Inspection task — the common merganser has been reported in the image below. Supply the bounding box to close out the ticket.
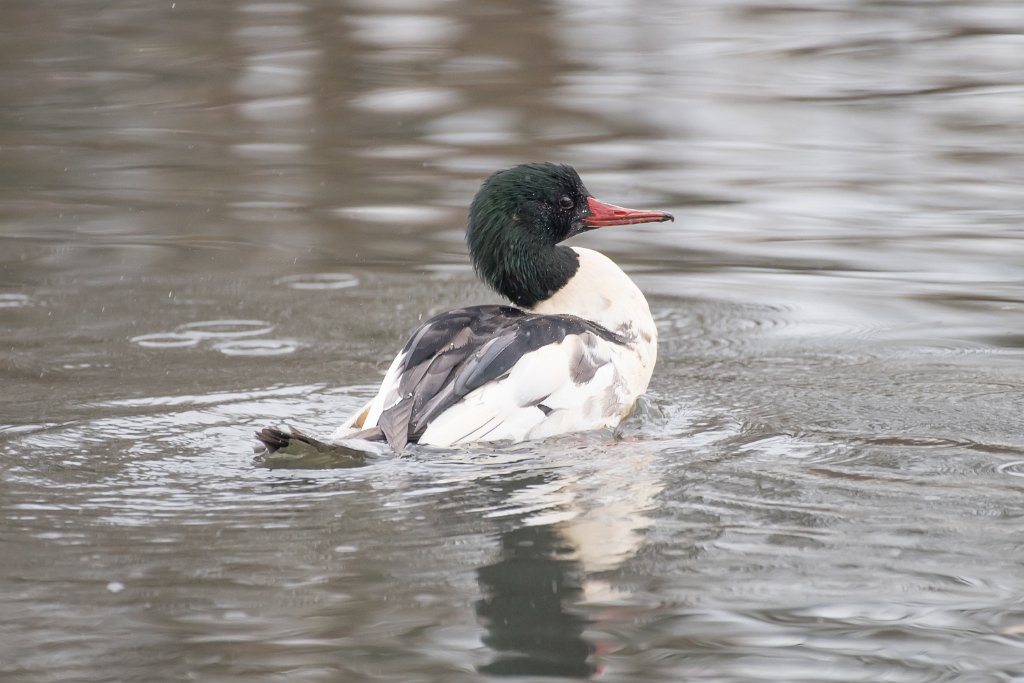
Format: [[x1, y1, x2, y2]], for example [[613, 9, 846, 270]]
[[258, 163, 673, 453]]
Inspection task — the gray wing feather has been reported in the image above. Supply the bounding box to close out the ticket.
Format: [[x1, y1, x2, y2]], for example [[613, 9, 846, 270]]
[[375, 305, 624, 451]]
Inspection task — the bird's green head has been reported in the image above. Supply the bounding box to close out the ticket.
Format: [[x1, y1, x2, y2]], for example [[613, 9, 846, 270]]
[[465, 162, 673, 307]]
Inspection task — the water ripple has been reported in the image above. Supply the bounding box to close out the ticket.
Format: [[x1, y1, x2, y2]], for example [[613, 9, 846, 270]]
[[274, 272, 359, 290], [0, 293, 30, 308], [214, 339, 300, 356], [131, 319, 293, 354], [995, 461, 1024, 478], [177, 320, 274, 339]]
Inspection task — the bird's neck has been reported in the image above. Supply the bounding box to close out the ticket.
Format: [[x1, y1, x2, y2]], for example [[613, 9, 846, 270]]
[[529, 247, 656, 345], [477, 241, 579, 309]]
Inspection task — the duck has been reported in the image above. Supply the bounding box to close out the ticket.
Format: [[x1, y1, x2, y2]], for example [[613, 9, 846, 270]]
[[257, 163, 673, 454]]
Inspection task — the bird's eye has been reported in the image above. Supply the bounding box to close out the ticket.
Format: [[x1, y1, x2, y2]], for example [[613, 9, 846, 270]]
[[558, 196, 574, 209]]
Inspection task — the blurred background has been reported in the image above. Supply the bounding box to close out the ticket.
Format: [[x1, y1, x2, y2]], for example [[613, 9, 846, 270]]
[[2, 1, 1024, 681]]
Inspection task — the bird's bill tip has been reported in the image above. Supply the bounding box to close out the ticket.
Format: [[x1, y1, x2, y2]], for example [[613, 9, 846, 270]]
[[583, 196, 674, 228]]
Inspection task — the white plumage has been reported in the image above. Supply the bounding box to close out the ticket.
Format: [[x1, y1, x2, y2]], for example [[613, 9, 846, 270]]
[[333, 247, 657, 447]]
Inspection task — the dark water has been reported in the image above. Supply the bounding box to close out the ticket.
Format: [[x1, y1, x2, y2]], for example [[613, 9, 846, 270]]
[[3, 1, 1024, 681]]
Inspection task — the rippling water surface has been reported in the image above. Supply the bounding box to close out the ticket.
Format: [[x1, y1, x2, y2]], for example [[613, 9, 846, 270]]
[[2, 1, 1024, 681]]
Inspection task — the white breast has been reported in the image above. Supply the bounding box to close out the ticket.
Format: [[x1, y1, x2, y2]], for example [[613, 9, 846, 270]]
[[530, 247, 658, 394]]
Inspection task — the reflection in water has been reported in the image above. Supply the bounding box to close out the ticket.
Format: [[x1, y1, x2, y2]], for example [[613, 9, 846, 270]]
[[472, 444, 663, 677], [476, 524, 594, 677]]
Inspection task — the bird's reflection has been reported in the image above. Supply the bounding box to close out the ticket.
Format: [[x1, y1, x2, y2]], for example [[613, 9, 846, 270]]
[[476, 523, 595, 677], [473, 444, 662, 677]]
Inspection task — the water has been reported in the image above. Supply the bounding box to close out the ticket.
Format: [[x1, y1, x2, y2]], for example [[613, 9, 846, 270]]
[[2, 0, 1024, 681]]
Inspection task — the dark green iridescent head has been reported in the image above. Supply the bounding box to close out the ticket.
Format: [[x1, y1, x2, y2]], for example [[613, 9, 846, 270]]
[[465, 162, 674, 308], [466, 163, 594, 308]]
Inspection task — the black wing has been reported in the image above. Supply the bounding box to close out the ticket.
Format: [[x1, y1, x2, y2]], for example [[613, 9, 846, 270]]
[[377, 305, 624, 451]]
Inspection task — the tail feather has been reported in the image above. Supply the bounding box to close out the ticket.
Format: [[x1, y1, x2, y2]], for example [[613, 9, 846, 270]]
[[255, 426, 301, 452], [253, 424, 384, 468]]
